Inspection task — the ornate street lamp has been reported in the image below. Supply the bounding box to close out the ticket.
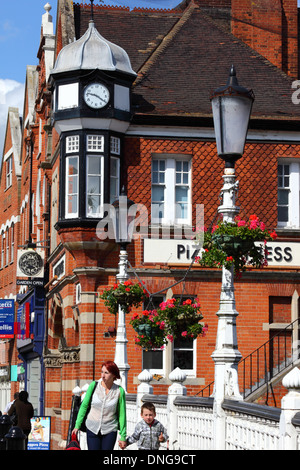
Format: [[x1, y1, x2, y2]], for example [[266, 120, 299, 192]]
[[112, 188, 137, 391], [210, 67, 254, 448], [211, 65, 254, 169]]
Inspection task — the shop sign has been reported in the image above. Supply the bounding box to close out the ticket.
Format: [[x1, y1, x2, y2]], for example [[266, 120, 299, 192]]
[[0, 299, 14, 338], [16, 249, 44, 283], [28, 417, 51, 450], [17, 304, 30, 340], [143, 239, 300, 267]]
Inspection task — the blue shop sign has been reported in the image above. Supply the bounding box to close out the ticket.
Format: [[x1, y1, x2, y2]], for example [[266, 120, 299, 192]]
[[0, 299, 14, 338]]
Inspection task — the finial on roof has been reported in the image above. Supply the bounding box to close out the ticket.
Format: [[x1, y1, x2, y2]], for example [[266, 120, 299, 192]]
[[44, 2, 52, 14], [90, 0, 94, 21]]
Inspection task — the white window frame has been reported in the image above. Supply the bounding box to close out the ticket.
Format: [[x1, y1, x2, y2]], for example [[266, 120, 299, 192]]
[[110, 157, 120, 203], [110, 136, 121, 155], [1, 232, 4, 269], [53, 254, 66, 283], [142, 347, 166, 376], [172, 336, 197, 377], [11, 224, 14, 263], [6, 156, 12, 189], [86, 155, 104, 218], [75, 283, 81, 304], [65, 156, 79, 218], [5, 228, 9, 266], [66, 135, 80, 153], [151, 155, 191, 226], [278, 160, 300, 228]]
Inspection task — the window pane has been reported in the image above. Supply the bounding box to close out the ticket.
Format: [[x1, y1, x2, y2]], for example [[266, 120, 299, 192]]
[[175, 187, 188, 218], [278, 189, 289, 205], [87, 156, 102, 217], [87, 135, 104, 152], [87, 195, 101, 214], [152, 186, 164, 219], [278, 206, 289, 222], [88, 176, 101, 193], [174, 350, 193, 370], [88, 156, 101, 174], [67, 195, 78, 214], [68, 157, 78, 175], [66, 135, 79, 153], [152, 186, 164, 202], [66, 157, 78, 217], [143, 350, 163, 369]]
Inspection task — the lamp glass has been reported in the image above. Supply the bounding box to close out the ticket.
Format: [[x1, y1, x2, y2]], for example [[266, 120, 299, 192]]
[[212, 94, 253, 158]]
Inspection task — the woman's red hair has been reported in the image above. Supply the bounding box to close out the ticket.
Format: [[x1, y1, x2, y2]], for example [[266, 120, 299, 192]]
[[102, 360, 120, 380]]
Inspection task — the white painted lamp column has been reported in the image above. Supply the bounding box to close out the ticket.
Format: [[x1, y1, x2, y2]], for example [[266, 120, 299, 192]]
[[210, 67, 254, 449]]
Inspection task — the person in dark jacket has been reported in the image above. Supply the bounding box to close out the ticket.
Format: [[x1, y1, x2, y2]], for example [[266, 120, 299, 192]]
[[8, 391, 34, 446]]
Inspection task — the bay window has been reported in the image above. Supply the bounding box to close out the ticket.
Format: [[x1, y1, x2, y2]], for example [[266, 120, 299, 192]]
[[59, 131, 121, 225]]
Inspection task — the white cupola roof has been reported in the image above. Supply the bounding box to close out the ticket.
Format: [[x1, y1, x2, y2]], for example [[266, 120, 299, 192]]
[[51, 20, 136, 77]]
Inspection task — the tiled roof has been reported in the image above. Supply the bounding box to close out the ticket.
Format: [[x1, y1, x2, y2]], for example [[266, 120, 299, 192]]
[[75, 2, 300, 123]]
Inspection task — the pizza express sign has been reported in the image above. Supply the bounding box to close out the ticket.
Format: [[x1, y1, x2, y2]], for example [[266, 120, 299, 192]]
[[16, 249, 44, 286], [143, 240, 300, 267]]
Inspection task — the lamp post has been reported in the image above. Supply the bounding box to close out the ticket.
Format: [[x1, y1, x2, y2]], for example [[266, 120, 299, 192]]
[[210, 66, 254, 448], [112, 188, 136, 392]]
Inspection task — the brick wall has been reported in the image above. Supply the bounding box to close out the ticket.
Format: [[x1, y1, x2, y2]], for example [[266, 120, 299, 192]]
[[232, 0, 298, 78]]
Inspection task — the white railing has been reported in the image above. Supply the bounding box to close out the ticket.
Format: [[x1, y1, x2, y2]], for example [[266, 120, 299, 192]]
[[72, 366, 300, 451]]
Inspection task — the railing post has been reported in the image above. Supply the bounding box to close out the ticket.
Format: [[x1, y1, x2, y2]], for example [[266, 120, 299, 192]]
[[136, 370, 153, 419], [167, 367, 187, 450], [279, 367, 300, 450], [5, 426, 26, 450], [0, 415, 12, 450]]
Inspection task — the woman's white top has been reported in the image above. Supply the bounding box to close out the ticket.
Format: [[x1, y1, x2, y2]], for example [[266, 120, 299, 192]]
[[86, 381, 120, 435]]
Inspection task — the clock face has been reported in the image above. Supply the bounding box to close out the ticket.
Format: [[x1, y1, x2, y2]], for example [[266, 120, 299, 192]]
[[83, 83, 110, 109], [18, 251, 44, 277]]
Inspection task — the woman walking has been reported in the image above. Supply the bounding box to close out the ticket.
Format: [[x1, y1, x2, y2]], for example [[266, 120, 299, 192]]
[[8, 390, 34, 447], [73, 361, 126, 450]]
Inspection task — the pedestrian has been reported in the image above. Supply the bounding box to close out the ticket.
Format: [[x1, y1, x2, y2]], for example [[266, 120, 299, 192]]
[[73, 360, 126, 450], [7, 391, 34, 447], [121, 401, 168, 450], [3, 392, 19, 415]]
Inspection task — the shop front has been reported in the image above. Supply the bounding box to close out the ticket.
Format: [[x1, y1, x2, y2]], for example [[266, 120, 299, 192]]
[[16, 287, 46, 415]]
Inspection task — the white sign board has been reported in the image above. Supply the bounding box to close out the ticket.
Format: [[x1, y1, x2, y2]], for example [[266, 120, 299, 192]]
[[143, 239, 300, 267]]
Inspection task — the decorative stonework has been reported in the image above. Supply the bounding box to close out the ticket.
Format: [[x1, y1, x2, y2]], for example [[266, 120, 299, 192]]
[[44, 344, 80, 368]]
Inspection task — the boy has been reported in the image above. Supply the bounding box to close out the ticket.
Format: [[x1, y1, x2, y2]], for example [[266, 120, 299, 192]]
[[122, 402, 168, 450]]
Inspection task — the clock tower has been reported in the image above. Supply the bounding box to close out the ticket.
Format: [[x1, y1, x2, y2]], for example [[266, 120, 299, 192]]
[[49, 15, 136, 229]]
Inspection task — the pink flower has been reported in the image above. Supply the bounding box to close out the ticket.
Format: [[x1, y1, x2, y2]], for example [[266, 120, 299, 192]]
[[260, 222, 266, 230], [237, 220, 246, 227], [181, 331, 188, 337], [249, 220, 259, 229], [167, 335, 174, 342]]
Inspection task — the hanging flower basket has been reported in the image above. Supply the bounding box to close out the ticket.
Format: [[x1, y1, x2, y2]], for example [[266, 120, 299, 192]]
[[195, 214, 277, 274], [130, 298, 208, 349], [100, 280, 149, 315]]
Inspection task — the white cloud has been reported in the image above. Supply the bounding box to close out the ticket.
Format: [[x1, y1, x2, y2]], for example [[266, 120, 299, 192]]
[[0, 79, 24, 156]]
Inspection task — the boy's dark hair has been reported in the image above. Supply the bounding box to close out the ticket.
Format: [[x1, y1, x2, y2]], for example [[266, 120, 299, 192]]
[[141, 402, 156, 413]]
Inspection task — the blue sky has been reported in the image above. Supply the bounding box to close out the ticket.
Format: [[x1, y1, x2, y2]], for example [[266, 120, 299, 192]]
[[0, 0, 177, 153], [1, 0, 300, 153]]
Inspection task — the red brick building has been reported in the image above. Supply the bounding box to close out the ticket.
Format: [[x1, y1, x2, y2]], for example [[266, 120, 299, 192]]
[[1, 0, 300, 449]]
